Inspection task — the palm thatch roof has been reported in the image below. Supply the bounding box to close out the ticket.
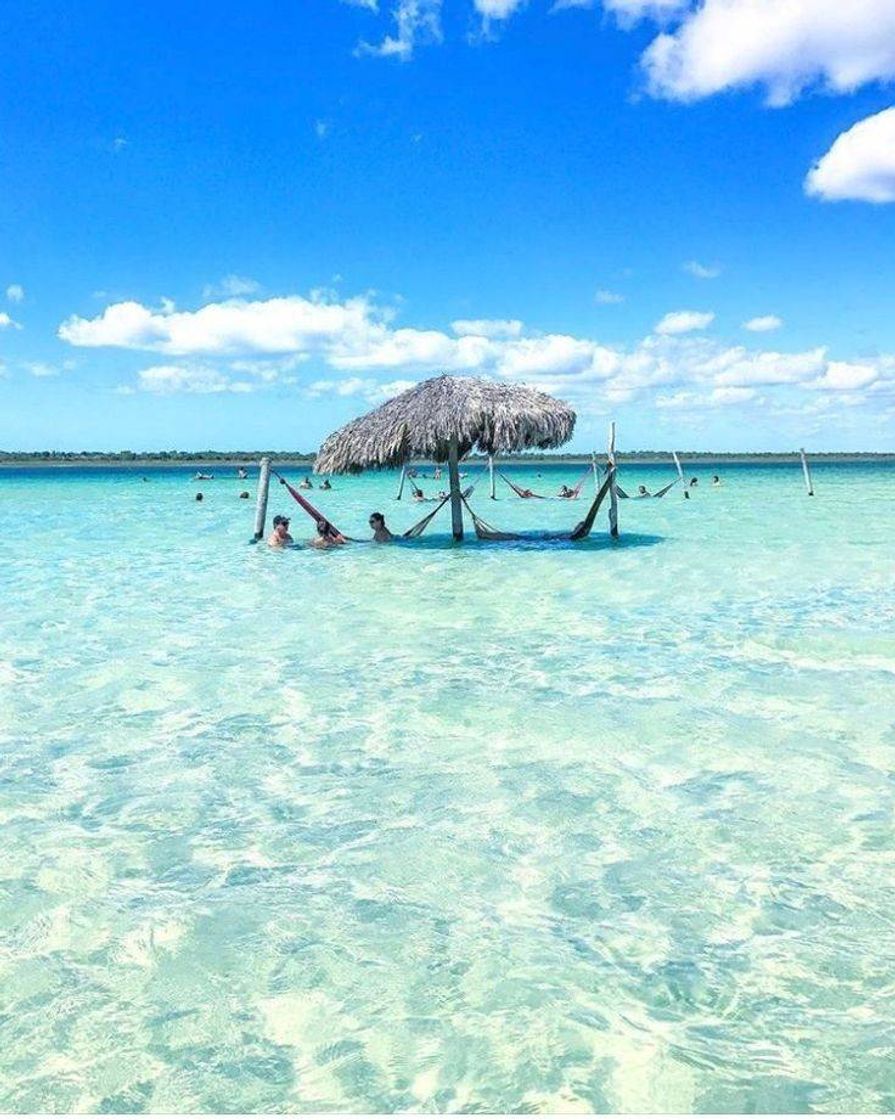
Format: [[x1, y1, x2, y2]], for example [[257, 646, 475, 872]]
[[314, 374, 576, 474]]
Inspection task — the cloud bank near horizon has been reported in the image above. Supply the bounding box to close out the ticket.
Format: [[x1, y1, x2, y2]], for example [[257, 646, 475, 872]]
[[57, 291, 895, 420]]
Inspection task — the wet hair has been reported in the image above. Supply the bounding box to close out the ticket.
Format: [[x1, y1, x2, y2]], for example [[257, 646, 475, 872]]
[[370, 511, 384, 524], [195, 492, 203, 501], [239, 491, 250, 499], [316, 519, 329, 534]]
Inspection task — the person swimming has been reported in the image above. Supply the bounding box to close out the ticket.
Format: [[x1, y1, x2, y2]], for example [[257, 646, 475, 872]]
[[712, 474, 721, 486], [237, 467, 247, 480], [194, 471, 214, 480], [369, 512, 393, 542], [195, 492, 204, 501], [310, 518, 347, 548], [689, 476, 699, 487], [558, 484, 574, 498], [239, 490, 250, 499], [299, 475, 314, 490], [411, 484, 426, 501], [320, 479, 332, 490], [267, 514, 293, 547]]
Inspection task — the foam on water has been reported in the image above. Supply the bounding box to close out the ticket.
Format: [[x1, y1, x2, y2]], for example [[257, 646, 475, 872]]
[[1, 461, 894, 1112]]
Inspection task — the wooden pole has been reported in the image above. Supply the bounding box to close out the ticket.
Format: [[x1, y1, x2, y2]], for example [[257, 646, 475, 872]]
[[608, 421, 619, 539], [800, 447, 814, 496], [489, 454, 496, 500], [672, 450, 689, 498], [252, 457, 271, 541], [591, 451, 599, 495], [448, 436, 464, 541], [396, 463, 407, 500]]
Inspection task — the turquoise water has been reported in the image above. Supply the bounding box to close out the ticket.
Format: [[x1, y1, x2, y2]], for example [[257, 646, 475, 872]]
[[2, 461, 894, 1113]]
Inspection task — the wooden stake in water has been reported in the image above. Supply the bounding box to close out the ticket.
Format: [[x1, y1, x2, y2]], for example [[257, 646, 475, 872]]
[[672, 450, 688, 498], [591, 451, 599, 495], [489, 454, 496, 500], [800, 447, 814, 496], [396, 463, 407, 500], [252, 457, 271, 542], [608, 421, 619, 539]]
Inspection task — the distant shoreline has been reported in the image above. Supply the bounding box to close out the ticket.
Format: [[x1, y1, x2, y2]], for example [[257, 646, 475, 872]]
[[1, 451, 894, 470]]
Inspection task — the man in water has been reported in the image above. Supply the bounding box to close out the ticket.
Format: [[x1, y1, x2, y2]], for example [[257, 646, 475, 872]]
[[267, 514, 293, 547], [299, 475, 314, 490], [689, 476, 699, 487], [712, 474, 721, 486], [558, 484, 574, 498], [310, 519, 347, 548], [369, 512, 393, 542], [237, 467, 248, 480], [319, 479, 332, 490], [638, 484, 651, 497]]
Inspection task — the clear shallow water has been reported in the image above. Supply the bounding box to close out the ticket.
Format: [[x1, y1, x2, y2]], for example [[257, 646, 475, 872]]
[[1, 461, 894, 1113]]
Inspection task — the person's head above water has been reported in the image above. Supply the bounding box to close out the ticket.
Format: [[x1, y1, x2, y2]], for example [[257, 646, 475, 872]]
[[273, 514, 290, 528], [315, 518, 329, 536], [369, 512, 385, 527], [195, 492, 203, 501]]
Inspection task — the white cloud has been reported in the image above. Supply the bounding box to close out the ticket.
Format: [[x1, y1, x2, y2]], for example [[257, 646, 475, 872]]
[[356, 0, 442, 59], [0, 312, 21, 330], [639, 0, 895, 106], [743, 314, 783, 332], [806, 107, 895, 203], [683, 259, 721, 279], [339, 0, 378, 8], [203, 274, 261, 300], [136, 364, 256, 395], [474, 0, 527, 26], [551, 0, 593, 10], [451, 318, 523, 339], [595, 288, 625, 305], [6, 284, 24, 303], [810, 361, 880, 392], [654, 309, 714, 335], [605, 0, 688, 25], [315, 119, 331, 140]]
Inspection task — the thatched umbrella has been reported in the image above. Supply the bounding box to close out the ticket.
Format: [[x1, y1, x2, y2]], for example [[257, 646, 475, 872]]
[[314, 374, 577, 540]]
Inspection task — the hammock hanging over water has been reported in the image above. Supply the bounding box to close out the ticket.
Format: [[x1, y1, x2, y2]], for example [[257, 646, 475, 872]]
[[461, 474, 612, 542], [616, 478, 679, 500]]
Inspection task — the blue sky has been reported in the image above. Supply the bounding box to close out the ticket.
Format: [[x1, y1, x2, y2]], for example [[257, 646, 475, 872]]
[[2, 0, 895, 452]]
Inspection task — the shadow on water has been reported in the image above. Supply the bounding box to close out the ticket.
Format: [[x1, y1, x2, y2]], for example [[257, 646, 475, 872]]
[[387, 531, 665, 552]]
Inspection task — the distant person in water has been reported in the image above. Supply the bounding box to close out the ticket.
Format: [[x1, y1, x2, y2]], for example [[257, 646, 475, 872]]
[[267, 514, 293, 547], [369, 512, 393, 542], [237, 467, 247, 480], [239, 490, 250, 499], [412, 484, 425, 501], [319, 479, 332, 490], [298, 475, 313, 489], [712, 474, 721, 486], [310, 518, 346, 548], [638, 484, 651, 497], [195, 492, 203, 501], [689, 476, 698, 487], [558, 484, 574, 498], [434, 467, 442, 480]]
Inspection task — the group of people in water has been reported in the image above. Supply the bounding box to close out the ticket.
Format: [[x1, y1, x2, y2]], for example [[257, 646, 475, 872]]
[[267, 511, 391, 549]]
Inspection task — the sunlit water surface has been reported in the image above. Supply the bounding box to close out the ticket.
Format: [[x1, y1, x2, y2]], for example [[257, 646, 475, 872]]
[[2, 461, 894, 1112]]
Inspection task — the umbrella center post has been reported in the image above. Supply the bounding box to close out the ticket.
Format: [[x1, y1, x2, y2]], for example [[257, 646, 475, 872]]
[[448, 436, 464, 541]]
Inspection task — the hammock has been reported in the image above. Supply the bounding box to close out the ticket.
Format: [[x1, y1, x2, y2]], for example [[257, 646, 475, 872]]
[[402, 487, 474, 538], [558, 465, 593, 499], [461, 474, 612, 542], [275, 474, 347, 540], [498, 471, 546, 499], [616, 478, 679, 500]]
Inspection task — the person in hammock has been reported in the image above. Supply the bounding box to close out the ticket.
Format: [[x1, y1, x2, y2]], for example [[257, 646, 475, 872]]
[[369, 512, 393, 542], [558, 484, 574, 498], [638, 484, 651, 497], [411, 484, 426, 501], [310, 518, 346, 549]]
